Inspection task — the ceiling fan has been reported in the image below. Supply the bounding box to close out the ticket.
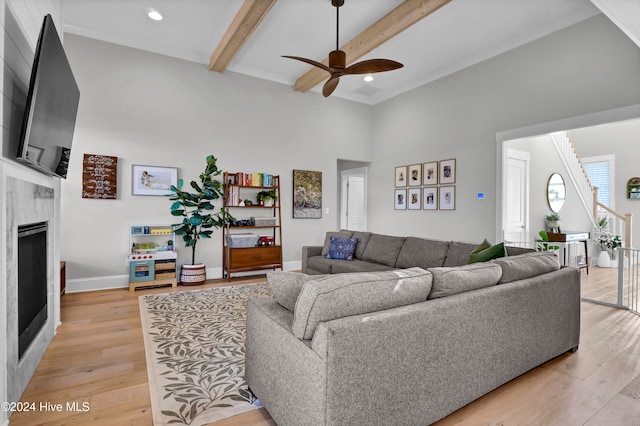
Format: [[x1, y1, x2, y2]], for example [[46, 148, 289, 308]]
[[282, 0, 403, 97]]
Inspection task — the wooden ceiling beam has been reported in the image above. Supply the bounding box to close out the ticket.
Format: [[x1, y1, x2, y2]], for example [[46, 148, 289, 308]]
[[209, 0, 277, 73], [293, 0, 453, 92]]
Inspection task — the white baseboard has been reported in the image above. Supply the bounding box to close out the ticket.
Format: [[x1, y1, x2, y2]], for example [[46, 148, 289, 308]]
[[66, 274, 129, 293], [65, 261, 302, 293]]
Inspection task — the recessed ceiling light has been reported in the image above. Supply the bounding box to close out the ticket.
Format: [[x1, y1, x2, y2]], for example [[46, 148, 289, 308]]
[[363, 75, 374, 82], [147, 8, 163, 21]]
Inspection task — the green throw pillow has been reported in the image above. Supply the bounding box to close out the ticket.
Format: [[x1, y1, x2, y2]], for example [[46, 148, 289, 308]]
[[469, 242, 507, 263], [470, 239, 492, 256]]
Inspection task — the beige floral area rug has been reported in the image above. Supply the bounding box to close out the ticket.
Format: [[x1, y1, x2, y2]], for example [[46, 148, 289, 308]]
[[138, 282, 273, 426]]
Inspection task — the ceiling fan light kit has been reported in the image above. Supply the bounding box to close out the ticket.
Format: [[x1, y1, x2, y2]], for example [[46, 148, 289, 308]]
[[282, 0, 403, 97]]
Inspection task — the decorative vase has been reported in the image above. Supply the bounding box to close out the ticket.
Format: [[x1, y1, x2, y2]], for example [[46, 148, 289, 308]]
[[597, 250, 610, 268], [180, 263, 206, 285]]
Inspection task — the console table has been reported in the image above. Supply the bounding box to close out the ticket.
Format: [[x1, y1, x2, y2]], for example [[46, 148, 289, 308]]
[[547, 231, 590, 274]]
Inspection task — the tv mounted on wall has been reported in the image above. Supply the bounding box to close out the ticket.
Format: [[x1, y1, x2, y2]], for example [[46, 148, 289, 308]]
[[16, 14, 80, 179]]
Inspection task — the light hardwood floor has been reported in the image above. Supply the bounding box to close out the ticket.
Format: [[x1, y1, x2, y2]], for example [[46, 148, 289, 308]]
[[10, 268, 640, 426]]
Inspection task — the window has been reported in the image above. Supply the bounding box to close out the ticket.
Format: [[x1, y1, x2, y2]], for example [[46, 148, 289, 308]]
[[583, 155, 615, 209]]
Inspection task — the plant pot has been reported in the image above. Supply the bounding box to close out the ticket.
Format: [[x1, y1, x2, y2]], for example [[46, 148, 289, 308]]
[[180, 263, 206, 285], [264, 199, 274, 207], [597, 251, 610, 268], [546, 221, 559, 233]]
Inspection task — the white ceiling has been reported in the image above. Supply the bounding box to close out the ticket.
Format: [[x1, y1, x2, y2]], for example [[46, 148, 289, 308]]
[[62, 0, 602, 105]]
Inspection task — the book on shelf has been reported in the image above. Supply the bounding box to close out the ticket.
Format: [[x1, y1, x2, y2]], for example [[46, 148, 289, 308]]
[[229, 172, 275, 187]]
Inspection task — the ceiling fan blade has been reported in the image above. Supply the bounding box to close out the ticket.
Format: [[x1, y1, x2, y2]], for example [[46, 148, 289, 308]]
[[343, 59, 404, 75], [322, 75, 341, 97], [282, 56, 333, 74]]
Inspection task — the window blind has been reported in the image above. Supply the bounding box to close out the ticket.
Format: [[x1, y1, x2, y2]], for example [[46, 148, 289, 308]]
[[583, 161, 611, 207]]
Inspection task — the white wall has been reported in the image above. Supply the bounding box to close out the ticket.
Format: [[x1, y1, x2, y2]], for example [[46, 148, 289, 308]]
[[368, 15, 640, 244], [60, 34, 373, 288]]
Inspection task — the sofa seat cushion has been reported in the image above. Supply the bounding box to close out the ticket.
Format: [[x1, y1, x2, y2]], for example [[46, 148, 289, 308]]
[[362, 234, 406, 267], [444, 241, 480, 267], [306, 256, 338, 274], [428, 262, 502, 299], [331, 259, 394, 274], [396, 237, 449, 269], [492, 252, 560, 283], [321, 230, 353, 256], [292, 267, 433, 340]]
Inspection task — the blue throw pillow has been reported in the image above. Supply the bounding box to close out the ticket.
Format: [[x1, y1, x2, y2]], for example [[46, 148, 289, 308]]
[[327, 237, 359, 260]]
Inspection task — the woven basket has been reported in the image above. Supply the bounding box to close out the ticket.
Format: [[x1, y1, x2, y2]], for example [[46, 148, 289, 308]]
[[180, 263, 206, 285]]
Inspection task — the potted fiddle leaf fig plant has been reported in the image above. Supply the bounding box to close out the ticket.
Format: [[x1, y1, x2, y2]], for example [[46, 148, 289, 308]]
[[168, 155, 234, 285]]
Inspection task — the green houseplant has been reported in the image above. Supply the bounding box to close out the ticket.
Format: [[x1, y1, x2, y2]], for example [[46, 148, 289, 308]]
[[168, 155, 233, 284], [545, 213, 560, 232], [536, 230, 560, 252], [257, 189, 278, 206]]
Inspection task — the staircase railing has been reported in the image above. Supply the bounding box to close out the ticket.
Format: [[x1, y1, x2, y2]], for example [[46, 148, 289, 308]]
[[594, 187, 633, 249], [618, 247, 640, 315], [551, 131, 633, 249], [550, 132, 597, 229]]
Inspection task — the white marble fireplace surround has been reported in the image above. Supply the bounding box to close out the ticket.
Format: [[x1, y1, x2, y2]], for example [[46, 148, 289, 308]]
[[2, 164, 61, 416]]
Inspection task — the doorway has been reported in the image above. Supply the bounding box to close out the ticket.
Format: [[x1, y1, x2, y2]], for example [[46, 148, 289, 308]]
[[339, 166, 367, 231], [503, 149, 530, 244]]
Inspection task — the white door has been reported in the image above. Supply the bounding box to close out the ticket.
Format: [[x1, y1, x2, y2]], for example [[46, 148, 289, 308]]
[[503, 149, 530, 244], [340, 168, 367, 231]]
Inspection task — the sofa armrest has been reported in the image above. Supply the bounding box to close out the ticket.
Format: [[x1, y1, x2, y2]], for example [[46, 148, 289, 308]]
[[301, 246, 323, 273], [246, 297, 326, 426]]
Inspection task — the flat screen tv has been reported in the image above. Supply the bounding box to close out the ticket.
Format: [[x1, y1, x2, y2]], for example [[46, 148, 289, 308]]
[[16, 14, 80, 179]]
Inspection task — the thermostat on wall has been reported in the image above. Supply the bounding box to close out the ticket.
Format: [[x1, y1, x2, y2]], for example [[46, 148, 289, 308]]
[[477, 193, 485, 200]]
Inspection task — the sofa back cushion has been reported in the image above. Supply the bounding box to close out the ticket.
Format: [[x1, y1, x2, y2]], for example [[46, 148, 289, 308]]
[[396, 237, 449, 269], [443, 241, 480, 266], [492, 252, 560, 283], [268, 271, 321, 311], [351, 231, 372, 260], [505, 245, 536, 256], [321, 230, 353, 256], [292, 267, 433, 340], [361, 234, 406, 267], [428, 262, 502, 299]]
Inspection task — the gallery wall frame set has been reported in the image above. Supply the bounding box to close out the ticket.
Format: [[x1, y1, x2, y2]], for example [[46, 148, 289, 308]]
[[394, 159, 456, 210]]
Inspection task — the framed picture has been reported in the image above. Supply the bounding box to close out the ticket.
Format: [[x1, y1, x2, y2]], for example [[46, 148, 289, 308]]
[[422, 161, 438, 185], [423, 187, 437, 210], [408, 188, 421, 210], [26, 145, 44, 163], [408, 164, 422, 187], [395, 166, 408, 187], [293, 169, 322, 218], [132, 165, 178, 196], [394, 189, 407, 210], [440, 158, 456, 184], [439, 186, 456, 210]]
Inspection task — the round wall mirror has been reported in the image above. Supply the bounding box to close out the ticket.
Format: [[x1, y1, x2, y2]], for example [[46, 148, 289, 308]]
[[547, 173, 566, 213]]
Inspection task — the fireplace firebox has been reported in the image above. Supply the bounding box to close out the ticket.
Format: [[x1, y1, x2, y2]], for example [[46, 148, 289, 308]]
[[17, 222, 48, 359]]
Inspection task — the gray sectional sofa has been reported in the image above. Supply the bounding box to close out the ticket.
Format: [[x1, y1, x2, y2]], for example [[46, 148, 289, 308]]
[[246, 234, 581, 426], [302, 230, 533, 274]]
